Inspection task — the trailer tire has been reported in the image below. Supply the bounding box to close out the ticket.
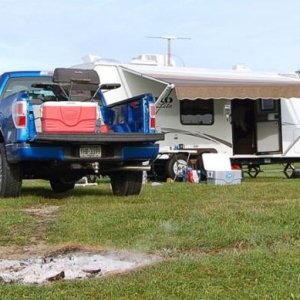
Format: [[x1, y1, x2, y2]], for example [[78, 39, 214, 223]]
[[110, 171, 143, 196], [0, 143, 22, 198], [166, 154, 188, 181], [50, 179, 75, 193]]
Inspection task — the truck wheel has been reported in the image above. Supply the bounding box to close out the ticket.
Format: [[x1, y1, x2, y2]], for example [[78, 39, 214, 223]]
[[166, 154, 188, 181], [0, 143, 22, 198], [110, 171, 143, 196], [50, 179, 75, 193]]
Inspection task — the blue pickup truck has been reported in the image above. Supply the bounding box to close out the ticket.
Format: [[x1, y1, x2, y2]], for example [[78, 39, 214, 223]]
[[0, 68, 163, 197]]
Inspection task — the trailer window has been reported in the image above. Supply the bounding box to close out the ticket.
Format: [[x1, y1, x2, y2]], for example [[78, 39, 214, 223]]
[[180, 99, 214, 125], [260, 99, 276, 111]]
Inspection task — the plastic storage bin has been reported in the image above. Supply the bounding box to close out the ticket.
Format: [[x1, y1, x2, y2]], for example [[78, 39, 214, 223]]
[[206, 170, 242, 185]]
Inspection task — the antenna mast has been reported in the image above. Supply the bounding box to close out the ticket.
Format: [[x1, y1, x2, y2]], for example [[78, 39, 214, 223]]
[[148, 35, 191, 66]]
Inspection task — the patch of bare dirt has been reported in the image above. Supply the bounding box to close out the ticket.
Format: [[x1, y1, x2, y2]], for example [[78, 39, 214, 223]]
[[22, 205, 60, 244], [0, 205, 60, 259], [23, 205, 60, 218]]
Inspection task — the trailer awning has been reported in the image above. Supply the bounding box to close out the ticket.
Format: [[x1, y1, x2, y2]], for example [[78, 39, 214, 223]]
[[126, 65, 300, 100], [174, 84, 300, 100]]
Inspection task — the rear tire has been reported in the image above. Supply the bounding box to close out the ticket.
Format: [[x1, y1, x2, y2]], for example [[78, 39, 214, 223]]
[[0, 143, 22, 198], [50, 179, 75, 193], [110, 171, 143, 196]]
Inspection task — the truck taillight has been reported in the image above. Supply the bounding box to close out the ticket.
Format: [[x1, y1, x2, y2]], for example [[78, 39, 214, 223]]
[[12, 102, 27, 128], [100, 124, 110, 133], [149, 103, 156, 130]]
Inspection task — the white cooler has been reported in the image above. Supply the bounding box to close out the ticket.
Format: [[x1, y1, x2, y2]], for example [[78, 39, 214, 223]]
[[202, 153, 242, 185]]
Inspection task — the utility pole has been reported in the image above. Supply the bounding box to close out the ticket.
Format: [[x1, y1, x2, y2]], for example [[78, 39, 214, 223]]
[[148, 35, 191, 66]]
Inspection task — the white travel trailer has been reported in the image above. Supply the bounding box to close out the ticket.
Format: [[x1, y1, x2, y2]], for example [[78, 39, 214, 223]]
[[74, 59, 300, 179]]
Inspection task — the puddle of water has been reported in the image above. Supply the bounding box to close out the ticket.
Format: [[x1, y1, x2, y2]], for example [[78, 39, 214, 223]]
[[0, 251, 156, 284]]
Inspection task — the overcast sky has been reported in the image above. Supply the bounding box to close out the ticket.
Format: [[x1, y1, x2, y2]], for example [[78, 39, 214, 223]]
[[1, 0, 300, 73]]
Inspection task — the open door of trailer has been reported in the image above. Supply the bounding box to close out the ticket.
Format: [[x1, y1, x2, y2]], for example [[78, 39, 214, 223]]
[[232, 99, 282, 155], [256, 99, 281, 153], [232, 100, 256, 155]]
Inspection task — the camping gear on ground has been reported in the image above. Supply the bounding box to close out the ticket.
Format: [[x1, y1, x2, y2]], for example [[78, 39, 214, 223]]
[[202, 153, 242, 185]]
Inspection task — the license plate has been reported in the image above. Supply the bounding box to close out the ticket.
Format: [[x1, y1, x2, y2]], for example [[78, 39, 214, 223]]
[[79, 146, 101, 158]]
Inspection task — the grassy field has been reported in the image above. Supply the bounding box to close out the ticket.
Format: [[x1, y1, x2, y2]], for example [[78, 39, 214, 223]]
[[0, 169, 299, 299]]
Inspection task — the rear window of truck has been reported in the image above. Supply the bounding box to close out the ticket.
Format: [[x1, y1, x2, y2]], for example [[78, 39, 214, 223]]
[[0, 77, 52, 100]]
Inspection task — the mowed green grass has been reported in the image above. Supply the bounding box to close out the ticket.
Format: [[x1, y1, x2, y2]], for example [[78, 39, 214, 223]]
[[0, 170, 299, 299]]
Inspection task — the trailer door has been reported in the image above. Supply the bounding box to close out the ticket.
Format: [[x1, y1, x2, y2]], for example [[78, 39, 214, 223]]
[[232, 99, 281, 155], [256, 99, 281, 153]]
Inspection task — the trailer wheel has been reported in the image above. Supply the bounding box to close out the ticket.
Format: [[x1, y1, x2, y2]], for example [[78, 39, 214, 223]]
[[50, 179, 75, 193], [110, 171, 143, 196], [166, 154, 188, 181], [0, 143, 22, 198]]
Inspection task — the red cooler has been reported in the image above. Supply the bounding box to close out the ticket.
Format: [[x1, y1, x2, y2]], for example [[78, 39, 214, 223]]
[[41, 101, 98, 133]]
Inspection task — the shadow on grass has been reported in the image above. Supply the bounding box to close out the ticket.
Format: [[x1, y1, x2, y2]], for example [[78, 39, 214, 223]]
[[21, 186, 113, 199]]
